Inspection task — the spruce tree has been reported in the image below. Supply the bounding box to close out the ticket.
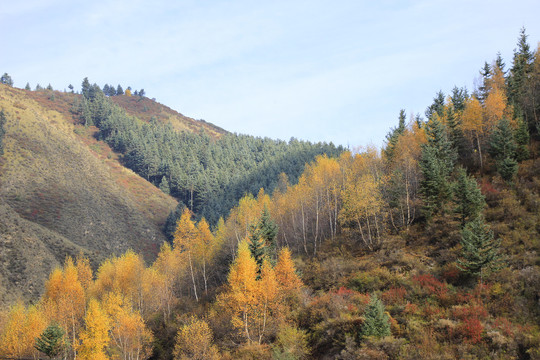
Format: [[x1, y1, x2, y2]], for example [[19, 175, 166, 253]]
[[159, 176, 170, 195], [514, 117, 530, 162], [458, 216, 503, 281], [25, 82, 31, 90], [453, 167, 485, 226], [34, 323, 66, 359], [425, 91, 445, 120], [361, 294, 391, 338], [248, 223, 266, 276], [489, 118, 518, 182], [258, 205, 278, 260], [0, 73, 13, 86], [384, 109, 406, 162], [419, 117, 456, 218]]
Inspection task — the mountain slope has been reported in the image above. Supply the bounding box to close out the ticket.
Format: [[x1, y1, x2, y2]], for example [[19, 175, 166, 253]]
[[0, 84, 177, 304]]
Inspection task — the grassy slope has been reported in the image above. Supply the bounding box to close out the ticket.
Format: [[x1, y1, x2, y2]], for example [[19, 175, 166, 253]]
[[0, 85, 178, 304], [110, 94, 227, 138]]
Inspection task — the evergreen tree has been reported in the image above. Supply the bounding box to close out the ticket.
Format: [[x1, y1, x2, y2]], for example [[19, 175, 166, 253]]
[[514, 117, 530, 162], [384, 109, 406, 162], [248, 223, 266, 276], [508, 27, 534, 121], [361, 294, 391, 338], [47, 83, 53, 90], [458, 216, 503, 280], [81, 77, 91, 99], [489, 118, 518, 182], [34, 323, 66, 359], [257, 205, 278, 260], [477, 62, 492, 103], [25, 82, 31, 90], [419, 117, 456, 218], [0, 73, 13, 86], [35, 83, 43, 91], [116, 84, 124, 95], [453, 167, 485, 226], [425, 91, 445, 120], [68, 84, 74, 93], [159, 176, 170, 195]]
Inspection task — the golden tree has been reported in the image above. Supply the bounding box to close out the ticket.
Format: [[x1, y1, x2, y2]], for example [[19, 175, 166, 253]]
[[78, 299, 110, 360], [173, 208, 200, 301], [173, 317, 220, 360]]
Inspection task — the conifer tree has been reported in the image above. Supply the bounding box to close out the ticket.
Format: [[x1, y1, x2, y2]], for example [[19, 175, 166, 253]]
[[453, 167, 485, 226], [419, 116, 456, 218], [116, 84, 124, 95], [514, 117, 530, 162], [457, 216, 503, 281], [489, 118, 518, 182], [361, 294, 391, 338], [0, 73, 13, 86], [258, 205, 278, 259], [34, 323, 66, 359], [248, 223, 266, 276], [425, 91, 445, 120], [25, 82, 31, 90], [159, 176, 170, 195], [384, 109, 406, 162]]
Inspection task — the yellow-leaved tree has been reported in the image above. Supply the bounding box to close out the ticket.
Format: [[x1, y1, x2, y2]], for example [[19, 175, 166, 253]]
[[174, 208, 200, 302], [102, 291, 153, 360], [173, 317, 220, 360], [78, 299, 110, 360], [0, 302, 47, 359]]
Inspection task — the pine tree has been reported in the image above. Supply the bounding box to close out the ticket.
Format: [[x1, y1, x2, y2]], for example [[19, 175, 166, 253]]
[[425, 91, 445, 120], [419, 117, 456, 218], [159, 176, 170, 195], [116, 84, 124, 95], [25, 82, 31, 90], [514, 117, 530, 162], [384, 109, 407, 162], [489, 118, 518, 182], [248, 223, 266, 276], [453, 167, 485, 226], [257, 205, 278, 260], [34, 323, 66, 359], [0, 73, 13, 86], [457, 217, 503, 280], [361, 294, 391, 338]]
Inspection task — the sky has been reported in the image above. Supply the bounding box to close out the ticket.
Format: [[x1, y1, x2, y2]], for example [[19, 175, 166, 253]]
[[2, 0, 540, 148]]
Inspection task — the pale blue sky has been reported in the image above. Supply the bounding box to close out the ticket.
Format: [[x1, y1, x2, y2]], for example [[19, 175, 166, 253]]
[[2, 1, 540, 148]]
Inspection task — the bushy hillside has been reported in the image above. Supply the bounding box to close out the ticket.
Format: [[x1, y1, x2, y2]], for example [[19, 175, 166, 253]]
[[0, 84, 177, 304]]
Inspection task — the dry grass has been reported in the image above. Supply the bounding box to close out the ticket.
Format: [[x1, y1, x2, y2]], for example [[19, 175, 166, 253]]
[[0, 84, 177, 304]]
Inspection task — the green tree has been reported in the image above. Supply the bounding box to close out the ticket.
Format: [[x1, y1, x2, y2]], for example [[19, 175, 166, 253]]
[[0, 73, 13, 86], [384, 109, 406, 162], [508, 27, 534, 117], [25, 82, 31, 90], [248, 223, 266, 276], [453, 167, 485, 226], [159, 176, 171, 195], [419, 117, 456, 218], [257, 205, 278, 260], [458, 216, 503, 280], [116, 84, 124, 95], [34, 323, 66, 359], [361, 294, 391, 338], [489, 118, 518, 182], [514, 117, 530, 162], [425, 91, 445, 120]]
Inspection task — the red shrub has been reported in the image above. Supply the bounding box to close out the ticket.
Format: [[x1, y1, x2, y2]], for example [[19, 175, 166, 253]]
[[382, 287, 407, 305], [412, 274, 449, 301], [457, 317, 483, 344]]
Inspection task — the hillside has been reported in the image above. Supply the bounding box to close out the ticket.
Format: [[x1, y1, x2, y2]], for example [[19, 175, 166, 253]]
[[0, 84, 177, 304]]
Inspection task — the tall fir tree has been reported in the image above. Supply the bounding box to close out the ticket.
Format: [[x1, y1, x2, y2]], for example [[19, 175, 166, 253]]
[[514, 117, 530, 162], [384, 109, 407, 163], [489, 118, 518, 182], [419, 116, 457, 218], [453, 167, 485, 226]]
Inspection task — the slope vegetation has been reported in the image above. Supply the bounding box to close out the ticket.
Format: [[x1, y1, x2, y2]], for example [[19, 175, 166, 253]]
[[0, 84, 177, 304]]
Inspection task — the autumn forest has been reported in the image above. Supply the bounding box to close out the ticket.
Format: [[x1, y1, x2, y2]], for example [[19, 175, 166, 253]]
[[0, 28, 540, 359]]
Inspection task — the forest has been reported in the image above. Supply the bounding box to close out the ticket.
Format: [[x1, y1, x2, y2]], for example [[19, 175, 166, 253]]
[[0, 28, 539, 359]]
